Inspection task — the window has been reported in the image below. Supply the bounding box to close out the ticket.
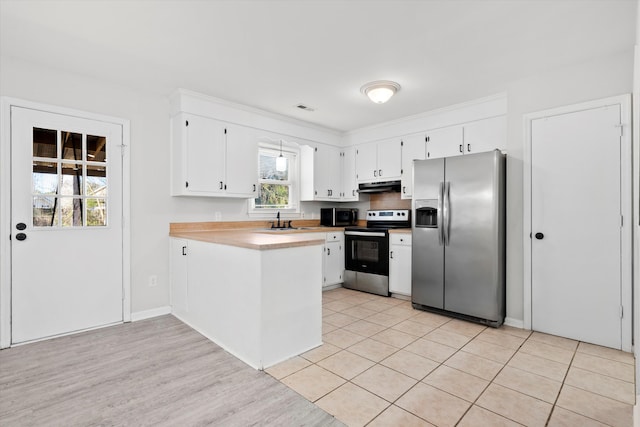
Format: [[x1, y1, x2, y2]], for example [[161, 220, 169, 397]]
[[32, 127, 108, 227], [251, 144, 298, 212]]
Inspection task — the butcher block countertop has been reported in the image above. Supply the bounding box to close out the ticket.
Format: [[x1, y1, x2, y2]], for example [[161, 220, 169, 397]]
[[169, 221, 347, 250]]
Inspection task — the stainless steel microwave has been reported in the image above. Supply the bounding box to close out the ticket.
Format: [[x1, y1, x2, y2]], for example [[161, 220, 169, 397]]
[[320, 208, 358, 227]]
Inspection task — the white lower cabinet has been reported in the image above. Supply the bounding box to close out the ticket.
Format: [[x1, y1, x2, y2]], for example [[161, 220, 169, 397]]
[[324, 232, 344, 287], [389, 233, 412, 296], [170, 238, 189, 319]]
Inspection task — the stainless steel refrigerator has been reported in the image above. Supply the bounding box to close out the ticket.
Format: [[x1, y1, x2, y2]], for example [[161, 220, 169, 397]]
[[411, 150, 506, 327]]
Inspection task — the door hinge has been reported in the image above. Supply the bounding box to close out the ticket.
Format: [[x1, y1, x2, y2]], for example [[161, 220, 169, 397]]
[[615, 123, 623, 136]]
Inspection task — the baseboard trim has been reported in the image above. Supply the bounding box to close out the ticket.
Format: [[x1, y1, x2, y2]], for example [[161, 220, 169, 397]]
[[131, 306, 171, 322], [634, 396, 640, 427], [504, 317, 525, 329]]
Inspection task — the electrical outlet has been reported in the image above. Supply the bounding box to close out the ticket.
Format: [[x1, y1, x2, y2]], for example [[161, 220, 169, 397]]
[[214, 212, 222, 221], [149, 275, 158, 287]]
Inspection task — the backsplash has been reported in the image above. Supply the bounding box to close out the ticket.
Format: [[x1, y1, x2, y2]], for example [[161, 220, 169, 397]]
[[369, 192, 411, 210]]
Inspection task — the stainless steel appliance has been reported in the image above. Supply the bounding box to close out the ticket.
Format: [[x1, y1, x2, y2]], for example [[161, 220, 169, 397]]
[[320, 208, 358, 227], [344, 209, 410, 296], [412, 150, 506, 326], [357, 180, 401, 194]]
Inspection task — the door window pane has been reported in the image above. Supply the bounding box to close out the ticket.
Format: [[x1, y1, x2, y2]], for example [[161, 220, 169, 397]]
[[32, 161, 58, 194], [61, 163, 83, 196], [86, 198, 107, 226], [86, 164, 107, 196], [60, 197, 83, 227], [33, 128, 57, 158], [33, 196, 57, 227], [86, 135, 106, 162], [61, 131, 83, 160]]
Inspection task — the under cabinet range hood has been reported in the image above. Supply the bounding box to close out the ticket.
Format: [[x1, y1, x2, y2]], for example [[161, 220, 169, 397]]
[[357, 180, 402, 194]]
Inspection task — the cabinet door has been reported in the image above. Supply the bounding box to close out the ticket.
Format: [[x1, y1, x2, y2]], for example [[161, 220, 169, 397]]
[[355, 143, 377, 182], [315, 145, 341, 199], [183, 113, 226, 193], [324, 240, 344, 287], [463, 116, 506, 154], [389, 243, 412, 296], [425, 126, 464, 159], [170, 238, 189, 317], [225, 124, 259, 197], [377, 138, 402, 180], [400, 133, 426, 199], [341, 146, 359, 201]]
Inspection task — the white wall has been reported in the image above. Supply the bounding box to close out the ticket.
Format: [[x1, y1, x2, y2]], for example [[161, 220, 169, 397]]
[[1, 46, 635, 319], [0, 56, 366, 314], [503, 49, 635, 324]]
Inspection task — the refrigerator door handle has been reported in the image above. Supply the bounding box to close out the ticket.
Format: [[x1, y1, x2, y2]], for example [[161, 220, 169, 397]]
[[438, 182, 444, 245], [443, 182, 451, 246]]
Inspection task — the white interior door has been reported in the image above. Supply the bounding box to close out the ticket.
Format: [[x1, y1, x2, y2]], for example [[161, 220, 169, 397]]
[[11, 107, 123, 344], [531, 104, 622, 349]]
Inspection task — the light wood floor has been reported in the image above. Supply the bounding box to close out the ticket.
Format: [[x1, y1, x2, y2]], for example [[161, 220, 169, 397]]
[[0, 315, 344, 426]]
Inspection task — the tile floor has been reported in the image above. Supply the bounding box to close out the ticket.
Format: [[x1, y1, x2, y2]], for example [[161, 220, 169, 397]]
[[266, 288, 635, 427]]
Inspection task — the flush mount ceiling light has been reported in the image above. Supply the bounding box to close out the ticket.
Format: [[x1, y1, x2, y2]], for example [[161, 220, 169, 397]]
[[360, 80, 401, 104]]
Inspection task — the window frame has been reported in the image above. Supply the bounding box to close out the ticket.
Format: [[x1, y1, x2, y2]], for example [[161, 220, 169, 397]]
[[249, 142, 300, 216]]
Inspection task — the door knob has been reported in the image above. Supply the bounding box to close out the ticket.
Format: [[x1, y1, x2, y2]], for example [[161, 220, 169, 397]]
[[535, 232, 544, 240]]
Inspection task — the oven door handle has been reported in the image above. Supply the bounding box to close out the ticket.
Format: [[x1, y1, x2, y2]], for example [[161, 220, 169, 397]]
[[345, 231, 387, 237]]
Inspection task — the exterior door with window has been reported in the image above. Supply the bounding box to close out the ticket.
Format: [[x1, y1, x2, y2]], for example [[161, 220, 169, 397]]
[[11, 107, 123, 344]]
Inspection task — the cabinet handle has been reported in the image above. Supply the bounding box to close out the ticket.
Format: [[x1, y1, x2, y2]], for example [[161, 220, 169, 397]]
[[400, 238, 404, 242], [219, 181, 223, 190], [459, 144, 463, 153], [352, 190, 356, 196], [327, 248, 331, 255], [379, 169, 382, 177], [374, 170, 378, 177], [253, 184, 256, 192], [402, 186, 406, 194], [467, 143, 471, 152], [182, 246, 187, 256], [390, 251, 394, 259]]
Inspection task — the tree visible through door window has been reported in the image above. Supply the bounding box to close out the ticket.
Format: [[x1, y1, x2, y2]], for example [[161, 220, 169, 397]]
[[253, 146, 297, 210], [32, 127, 108, 227]]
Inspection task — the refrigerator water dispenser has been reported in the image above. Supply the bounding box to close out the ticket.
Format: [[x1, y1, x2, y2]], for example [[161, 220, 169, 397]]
[[415, 199, 438, 228]]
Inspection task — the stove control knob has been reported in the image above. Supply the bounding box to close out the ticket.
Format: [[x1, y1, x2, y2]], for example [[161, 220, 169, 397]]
[[402, 212, 406, 216]]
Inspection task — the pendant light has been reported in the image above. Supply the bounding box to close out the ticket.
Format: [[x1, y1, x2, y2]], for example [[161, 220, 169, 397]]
[[276, 140, 287, 172], [360, 80, 401, 104]]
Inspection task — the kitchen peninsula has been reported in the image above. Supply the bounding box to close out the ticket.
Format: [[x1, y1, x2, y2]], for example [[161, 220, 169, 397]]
[[169, 222, 327, 370]]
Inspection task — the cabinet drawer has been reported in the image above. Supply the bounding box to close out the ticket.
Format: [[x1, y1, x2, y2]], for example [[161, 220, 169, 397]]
[[390, 233, 412, 246], [326, 232, 344, 243]]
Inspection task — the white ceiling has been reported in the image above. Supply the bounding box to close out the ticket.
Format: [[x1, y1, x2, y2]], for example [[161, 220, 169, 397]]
[[0, 0, 636, 132]]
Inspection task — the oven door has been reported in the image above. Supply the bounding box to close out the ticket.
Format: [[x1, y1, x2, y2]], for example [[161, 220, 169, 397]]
[[344, 230, 389, 276]]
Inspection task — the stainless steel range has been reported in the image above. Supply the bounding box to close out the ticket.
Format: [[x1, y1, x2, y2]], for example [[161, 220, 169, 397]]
[[343, 209, 410, 296]]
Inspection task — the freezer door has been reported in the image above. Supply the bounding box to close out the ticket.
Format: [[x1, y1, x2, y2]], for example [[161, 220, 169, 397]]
[[443, 150, 505, 322], [411, 158, 445, 309]]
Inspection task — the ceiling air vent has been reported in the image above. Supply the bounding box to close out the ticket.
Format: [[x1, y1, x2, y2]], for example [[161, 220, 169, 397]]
[[295, 104, 315, 112]]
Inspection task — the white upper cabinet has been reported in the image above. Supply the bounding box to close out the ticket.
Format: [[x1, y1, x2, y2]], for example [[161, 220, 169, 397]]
[[400, 133, 426, 199], [425, 116, 506, 160], [356, 139, 401, 183], [425, 126, 464, 159], [300, 144, 341, 201], [463, 116, 506, 154], [225, 124, 259, 196], [341, 146, 359, 201], [171, 113, 258, 197]]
